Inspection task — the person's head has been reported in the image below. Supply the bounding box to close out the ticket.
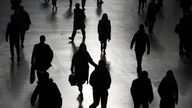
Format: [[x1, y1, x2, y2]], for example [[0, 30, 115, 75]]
[[79, 43, 87, 52], [102, 13, 108, 20], [75, 3, 80, 9], [142, 70, 148, 78], [19, 5, 24, 11], [98, 59, 106, 67], [166, 70, 174, 80], [40, 35, 46, 43], [139, 24, 144, 30]]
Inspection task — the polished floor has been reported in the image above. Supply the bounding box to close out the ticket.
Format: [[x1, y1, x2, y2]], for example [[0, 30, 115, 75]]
[[0, 0, 192, 108]]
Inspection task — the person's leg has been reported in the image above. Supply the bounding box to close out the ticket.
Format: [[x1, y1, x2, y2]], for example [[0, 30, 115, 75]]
[[138, 0, 141, 13], [9, 41, 14, 61], [103, 40, 107, 55], [69, 28, 77, 41], [81, 28, 86, 40], [141, 1, 145, 12], [20, 30, 26, 48], [101, 90, 108, 108], [31, 85, 40, 105], [89, 89, 100, 108], [82, 0, 86, 10], [134, 102, 140, 108], [15, 41, 20, 61], [69, 0, 72, 8], [179, 36, 185, 56]]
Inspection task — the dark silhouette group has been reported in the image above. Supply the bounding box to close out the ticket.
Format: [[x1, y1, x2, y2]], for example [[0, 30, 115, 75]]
[[6, 0, 192, 107]]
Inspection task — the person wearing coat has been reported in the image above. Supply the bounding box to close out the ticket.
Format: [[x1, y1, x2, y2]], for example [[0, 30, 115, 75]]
[[70, 43, 97, 99], [98, 13, 111, 55], [158, 70, 179, 108]]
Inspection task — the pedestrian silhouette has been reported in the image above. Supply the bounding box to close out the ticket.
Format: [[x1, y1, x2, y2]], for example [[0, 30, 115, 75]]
[[14, 6, 31, 48], [98, 13, 111, 55], [70, 43, 97, 100], [146, 0, 159, 34], [31, 72, 62, 108], [130, 24, 150, 73], [97, 0, 104, 5], [138, 0, 146, 14], [69, 3, 86, 42], [81, 0, 86, 10], [180, 0, 191, 16], [158, 70, 179, 108], [52, 0, 57, 12], [31, 35, 53, 81], [175, 17, 187, 57], [131, 71, 154, 108], [6, 15, 21, 62], [10, 0, 22, 11], [89, 59, 111, 108]]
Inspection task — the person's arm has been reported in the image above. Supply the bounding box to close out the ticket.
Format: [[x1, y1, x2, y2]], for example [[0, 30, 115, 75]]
[[130, 34, 136, 49], [87, 52, 97, 67], [31, 45, 36, 65]]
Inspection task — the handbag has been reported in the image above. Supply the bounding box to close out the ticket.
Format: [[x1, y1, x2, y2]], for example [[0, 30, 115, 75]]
[[30, 64, 36, 84], [68, 73, 76, 86]]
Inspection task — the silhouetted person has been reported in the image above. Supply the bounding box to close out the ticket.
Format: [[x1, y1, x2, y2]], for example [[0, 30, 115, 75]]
[[158, 70, 179, 108], [131, 71, 154, 108], [10, 0, 22, 11], [146, 0, 159, 34], [89, 59, 111, 108], [15, 6, 31, 48], [82, 0, 86, 10], [69, 3, 86, 42], [98, 13, 111, 55], [97, 0, 104, 5], [31, 72, 62, 108], [138, 0, 146, 13], [31, 35, 53, 81], [175, 18, 186, 56], [70, 43, 97, 100], [6, 15, 21, 62], [130, 24, 150, 73], [52, 0, 57, 11], [180, 0, 191, 16]]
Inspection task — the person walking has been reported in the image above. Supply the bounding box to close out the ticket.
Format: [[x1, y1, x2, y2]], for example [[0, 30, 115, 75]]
[[31, 72, 62, 108], [130, 24, 150, 73], [31, 35, 53, 81], [52, 0, 57, 11], [158, 70, 179, 108], [70, 43, 97, 100], [89, 59, 111, 108], [146, 0, 159, 34], [98, 13, 111, 55], [6, 15, 21, 62], [138, 0, 146, 13], [69, 3, 86, 42], [131, 71, 154, 108], [15, 6, 31, 48]]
